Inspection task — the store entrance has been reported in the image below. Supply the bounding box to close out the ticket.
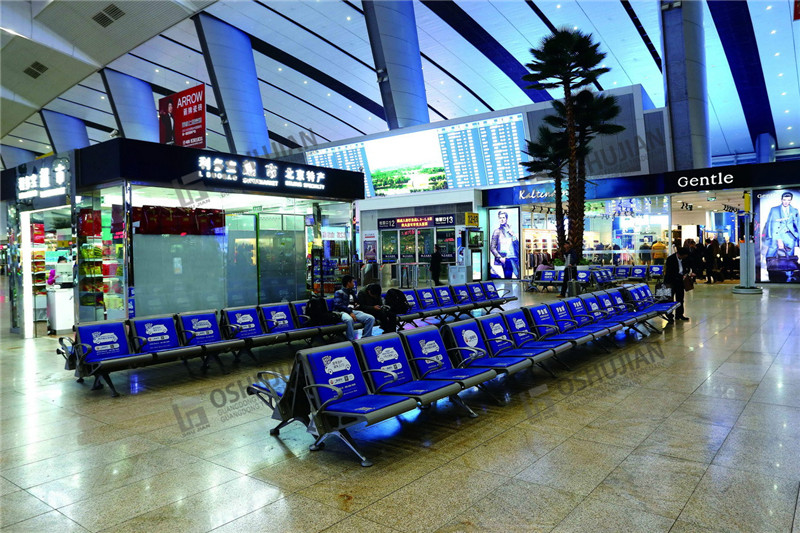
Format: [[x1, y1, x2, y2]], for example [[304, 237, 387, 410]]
[[670, 190, 746, 283]]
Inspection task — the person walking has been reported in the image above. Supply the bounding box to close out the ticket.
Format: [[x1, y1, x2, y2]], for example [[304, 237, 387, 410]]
[[664, 247, 693, 322], [430, 244, 443, 286], [704, 239, 720, 283], [332, 275, 374, 341], [559, 242, 580, 298]]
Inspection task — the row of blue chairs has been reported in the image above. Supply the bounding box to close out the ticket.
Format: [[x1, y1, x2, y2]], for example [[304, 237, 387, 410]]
[[247, 283, 678, 466], [58, 282, 515, 397], [530, 265, 665, 292], [395, 281, 517, 328]]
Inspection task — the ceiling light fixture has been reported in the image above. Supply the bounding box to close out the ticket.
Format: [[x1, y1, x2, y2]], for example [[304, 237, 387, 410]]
[[100, 96, 105, 99], [766, 5, 772, 9], [790, 142, 796, 146], [778, 73, 784, 77], [771, 30, 777, 34], [775, 52, 780, 56], [155, 69, 159, 72], [789, 126, 794, 130], [18, 139, 23, 142]]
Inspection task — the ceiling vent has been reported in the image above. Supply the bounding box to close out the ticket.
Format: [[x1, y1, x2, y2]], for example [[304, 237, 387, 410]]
[[92, 4, 125, 28], [23, 61, 49, 79]]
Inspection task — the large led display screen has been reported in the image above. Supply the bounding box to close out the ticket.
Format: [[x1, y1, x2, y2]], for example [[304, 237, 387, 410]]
[[306, 113, 527, 197], [755, 188, 800, 283]]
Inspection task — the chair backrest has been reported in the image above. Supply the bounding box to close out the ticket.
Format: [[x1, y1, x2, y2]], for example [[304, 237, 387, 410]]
[[547, 301, 575, 331], [299, 342, 368, 405], [481, 281, 500, 299], [576, 270, 591, 283], [444, 319, 489, 361], [221, 307, 265, 338], [540, 270, 555, 282], [640, 284, 655, 298], [476, 314, 514, 354], [525, 304, 560, 335], [399, 326, 455, 375], [648, 265, 664, 277], [565, 298, 593, 325], [555, 270, 565, 281], [325, 298, 335, 311], [452, 284, 472, 304], [607, 289, 628, 309], [401, 289, 422, 313], [416, 287, 439, 310], [355, 334, 413, 389], [467, 283, 487, 302], [76, 321, 131, 363], [597, 291, 618, 313], [630, 266, 647, 279], [177, 311, 223, 345], [503, 308, 538, 345], [259, 303, 299, 333], [615, 266, 631, 278], [129, 315, 182, 352], [434, 286, 455, 306], [580, 294, 606, 320], [292, 300, 308, 322]]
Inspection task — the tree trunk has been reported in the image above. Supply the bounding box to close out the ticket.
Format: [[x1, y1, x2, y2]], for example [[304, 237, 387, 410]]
[[552, 171, 566, 250], [575, 150, 587, 260], [563, 81, 581, 257]]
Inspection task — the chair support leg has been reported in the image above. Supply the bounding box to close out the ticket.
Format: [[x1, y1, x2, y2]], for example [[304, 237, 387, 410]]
[[270, 418, 294, 436], [537, 361, 558, 378], [552, 355, 572, 371], [102, 373, 120, 397], [477, 383, 507, 405], [333, 429, 373, 467], [449, 394, 478, 418]]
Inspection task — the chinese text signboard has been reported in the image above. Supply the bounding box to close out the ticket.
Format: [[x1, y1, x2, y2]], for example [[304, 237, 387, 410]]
[[16, 155, 71, 201], [159, 85, 206, 148], [197, 156, 327, 194], [377, 214, 455, 230]]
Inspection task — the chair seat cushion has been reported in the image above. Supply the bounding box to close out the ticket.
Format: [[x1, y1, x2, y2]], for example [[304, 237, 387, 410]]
[[425, 367, 495, 382], [327, 394, 413, 414], [381, 380, 458, 397], [469, 356, 531, 368]]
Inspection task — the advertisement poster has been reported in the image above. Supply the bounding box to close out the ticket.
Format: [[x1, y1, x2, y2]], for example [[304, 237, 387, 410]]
[[488, 207, 520, 279], [755, 188, 800, 283], [158, 84, 206, 148], [364, 240, 377, 263]]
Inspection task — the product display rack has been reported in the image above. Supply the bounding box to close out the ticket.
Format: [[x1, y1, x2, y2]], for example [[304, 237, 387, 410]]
[[77, 233, 126, 322]]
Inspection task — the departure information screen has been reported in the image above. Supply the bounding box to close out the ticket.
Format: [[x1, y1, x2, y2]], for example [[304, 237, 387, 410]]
[[305, 113, 527, 196]]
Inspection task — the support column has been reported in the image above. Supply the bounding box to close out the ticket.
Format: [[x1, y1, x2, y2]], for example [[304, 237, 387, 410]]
[[40, 110, 90, 153], [661, 0, 710, 170], [194, 13, 270, 156], [754, 133, 776, 163], [363, 0, 429, 129], [101, 69, 159, 142]]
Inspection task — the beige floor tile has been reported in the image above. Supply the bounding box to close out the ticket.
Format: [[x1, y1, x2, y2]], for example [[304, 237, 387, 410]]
[[436, 479, 582, 533], [298, 455, 443, 513], [0, 476, 21, 497], [321, 515, 400, 533], [58, 461, 241, 531], [27, 447, 202, 509], [357, 462, 508, 533], [614, 388, 690, 417], [713, 427, 800, 480], [734, 402, 800, 438], [0, 510, 89, 532], [641, 370, 711, 394], [210, 494, 350, 533], [589, 452, 707, 519], [0, 413, 107, 452], [104, 475, 283, 533], [751, 377, 800, 408], [515, 438, 632, 496], [518, 401, 608, 437], [1, 436, 163, 489], [666, 519, 717, 532], [205, 429, 313, 475], [679, 465, 797, 532], [692, 374, 759, 401], [551, 497, 674, 532], [635, 417, 731, 464], [0, 490, 53, 528], [669, 395, 747, 428], [573, 407, 665, 448], [450, 425, 567, 477], [249, 449, 361, 493]]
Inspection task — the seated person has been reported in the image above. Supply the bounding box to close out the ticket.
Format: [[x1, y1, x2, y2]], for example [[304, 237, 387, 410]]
[[332, 275, 374, 341], [357, 283, 397, 333]]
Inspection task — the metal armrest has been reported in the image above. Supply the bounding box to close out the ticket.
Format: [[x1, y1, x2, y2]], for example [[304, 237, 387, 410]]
[[58, 336, 75, 357], [555, 318, 579, 327], [132, 335, 148, 352], [183, 329, 198, 344], [221, 323, 242, 338], [303, 383, 344, 413], [408, 356, 443, 377], [362, 369, 399, 393], [257, 370, 288, 383], [296, 313, 315, 325], [446, 346, 488, 367]]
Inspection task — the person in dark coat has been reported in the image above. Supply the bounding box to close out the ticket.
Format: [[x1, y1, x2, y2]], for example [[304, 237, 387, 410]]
[[705, 239, 720, 283], [664, 247, 693, 322], [357, 283, 397, 333], [430, 245, 443, 286]]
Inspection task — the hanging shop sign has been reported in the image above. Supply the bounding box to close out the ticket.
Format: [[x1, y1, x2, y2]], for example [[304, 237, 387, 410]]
[[464, 212, 480, 227], [15, 154, 72, 203], [159, 84, 206, 148], [377, 214, 455, 229], [513, 182, 563, 204]]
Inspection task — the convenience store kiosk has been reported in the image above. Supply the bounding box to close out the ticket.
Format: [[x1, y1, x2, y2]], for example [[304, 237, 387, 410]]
[[7, 139, 363, 337]]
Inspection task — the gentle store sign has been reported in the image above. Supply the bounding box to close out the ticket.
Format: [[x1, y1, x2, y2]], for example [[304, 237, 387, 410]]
[[675, 171, 735, 190]]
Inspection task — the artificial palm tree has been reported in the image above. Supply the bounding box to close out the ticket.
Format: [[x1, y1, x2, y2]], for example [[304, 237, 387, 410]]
[[521, 125, 568, 249], [523, 29, 609, 253], [544, 90, 625, 249]]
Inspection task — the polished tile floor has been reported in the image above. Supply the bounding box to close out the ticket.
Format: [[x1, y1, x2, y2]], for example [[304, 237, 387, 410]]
[[1, 277, 799, 532]]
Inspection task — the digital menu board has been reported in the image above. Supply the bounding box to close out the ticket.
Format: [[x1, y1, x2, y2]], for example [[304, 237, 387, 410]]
[[305, 113, 527, 197]]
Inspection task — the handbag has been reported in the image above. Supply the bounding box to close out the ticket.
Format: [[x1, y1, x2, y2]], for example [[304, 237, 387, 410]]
[[683, 276, 694, 291], [766, 255, 800, 272]]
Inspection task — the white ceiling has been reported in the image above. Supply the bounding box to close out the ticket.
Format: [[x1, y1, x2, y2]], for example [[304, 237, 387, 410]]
[[2, 0, 798, 170]]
